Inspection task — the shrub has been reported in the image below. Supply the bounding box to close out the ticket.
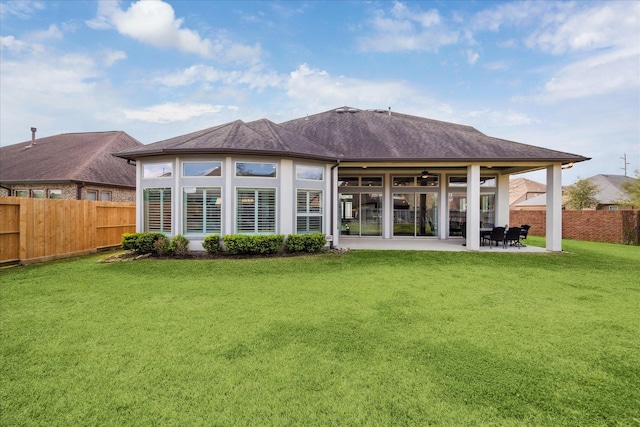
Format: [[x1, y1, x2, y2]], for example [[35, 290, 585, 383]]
[[223, 234, 285, 255], [202, 234, 221, 255], [136, 232, 166, 254], [170, 234, 190, 256], [285, 233, 327, 253], [153, 235, 171, 256], [121, 233, 139, 251]]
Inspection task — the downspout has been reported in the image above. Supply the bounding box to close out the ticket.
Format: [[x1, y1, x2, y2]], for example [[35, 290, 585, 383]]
[[330, 159, 341, 249]]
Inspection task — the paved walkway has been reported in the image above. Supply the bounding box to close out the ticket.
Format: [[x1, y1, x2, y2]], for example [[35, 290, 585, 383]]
[[336, 237, 547, 253]]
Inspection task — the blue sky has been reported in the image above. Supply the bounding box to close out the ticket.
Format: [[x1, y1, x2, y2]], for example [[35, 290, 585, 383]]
[[1, 0, 638, 184]]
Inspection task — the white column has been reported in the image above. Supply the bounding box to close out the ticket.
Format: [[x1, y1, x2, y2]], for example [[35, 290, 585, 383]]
[[330, 164, 339, 247], [438, 177, 447, 240], [280, 159, 294, 235], [384, 173, 392, 239], [136, 161, 143, 233], [546, 164, 563, 251], [466, 165, 481, 250], [173, 157, 180, 237], [224, 157, 233, 235], [496, 174, 510, 227]]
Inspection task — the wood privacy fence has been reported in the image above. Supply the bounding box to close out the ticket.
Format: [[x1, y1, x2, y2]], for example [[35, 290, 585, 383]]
[[0, 197, 136, 265]]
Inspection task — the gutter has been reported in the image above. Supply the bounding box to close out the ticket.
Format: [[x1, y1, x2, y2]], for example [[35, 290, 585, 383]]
[[329, 159, 341, 249]]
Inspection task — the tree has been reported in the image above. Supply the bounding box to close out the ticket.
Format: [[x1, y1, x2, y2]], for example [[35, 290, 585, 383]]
[[619, 170, 640, 208], [564, 177, 599, 210]]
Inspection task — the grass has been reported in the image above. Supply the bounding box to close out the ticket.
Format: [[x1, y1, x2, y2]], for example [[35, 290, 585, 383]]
[[1, 237, 639, 426]]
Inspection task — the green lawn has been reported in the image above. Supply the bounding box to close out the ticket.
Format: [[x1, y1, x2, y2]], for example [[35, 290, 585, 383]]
[[1, 237, 639, 426]]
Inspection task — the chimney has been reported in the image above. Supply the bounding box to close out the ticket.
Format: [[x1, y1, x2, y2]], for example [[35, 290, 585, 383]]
[[30, 127, 37, 146]]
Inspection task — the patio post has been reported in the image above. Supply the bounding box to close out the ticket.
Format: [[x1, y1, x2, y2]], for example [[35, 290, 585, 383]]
[[546, 163, 562, 251], [466, 165, 481, 250]]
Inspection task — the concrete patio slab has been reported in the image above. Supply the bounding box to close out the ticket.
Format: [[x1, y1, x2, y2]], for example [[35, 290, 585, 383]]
[[336, 237, 547, 253]]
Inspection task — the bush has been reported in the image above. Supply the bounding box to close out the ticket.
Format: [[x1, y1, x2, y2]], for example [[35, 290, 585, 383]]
[[136, 232, 166, 254], [202, 234, 221, 255], [121, 233, 138, 251], [170, 234, 190, 256], [285, 233, 327, 253], [223, 234, 285, 255], [153, 235, 170, 256]]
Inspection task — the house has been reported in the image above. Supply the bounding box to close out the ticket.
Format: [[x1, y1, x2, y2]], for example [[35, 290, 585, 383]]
[[583, 174, 637, 210], [512, 174, 638, 211], [0, 130, 142, 201], [509, 177, 546, 209], [114, 106, 589, 251]]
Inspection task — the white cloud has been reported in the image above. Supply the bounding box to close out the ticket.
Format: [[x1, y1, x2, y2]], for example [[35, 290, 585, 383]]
[[86, 0, 262, 64], [465, 49, 479, 64], [0, 0, 45, 19], [30, 24, 63, 41], [358, 1, 458, 52], [154, 64, 283, 91], [123, 103, 227, 123], [465, 109, 535, 127], [103, 49, 127, 67]]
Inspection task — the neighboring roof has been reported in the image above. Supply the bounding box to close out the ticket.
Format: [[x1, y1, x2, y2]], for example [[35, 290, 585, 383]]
[[514, 193, 547, 208], [509, 177, 546, 206], [583, 174, 636, 204], [0, 131, 142, 187], [115, 106, 590, 168]]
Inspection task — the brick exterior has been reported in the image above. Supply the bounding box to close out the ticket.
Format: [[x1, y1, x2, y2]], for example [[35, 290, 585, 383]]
[[0, 183, 135, 202], [510, 210, 640, 245]]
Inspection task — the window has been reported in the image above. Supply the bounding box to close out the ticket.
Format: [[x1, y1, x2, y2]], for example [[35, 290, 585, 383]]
[[339, 177, 359, 187], [480, 177, 497, 187], [339, 176, 383, 187], [296, 165, 324, 181], [14, 190, 28, 197], [100, 191, 112, 201], [144, 188, 172, 233], [31, 189, 45, 198], [183, 187, 222, 234], [449, 177, 467, 187], [143, 162, 173, 178], [609, 206, 619, 211], [297, 190, 323, 234], [183, 161, 222, 177], [48, 189, 62, 199], [393, 177, 415, 187], [361, 177, 383, 186], [86, 190, 98, 201], [236, 162, 277, 178], [236, 188, 276, 234]]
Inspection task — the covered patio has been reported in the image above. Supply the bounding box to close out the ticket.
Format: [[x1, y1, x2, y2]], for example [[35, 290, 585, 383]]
[[337, 237, 547, 252]]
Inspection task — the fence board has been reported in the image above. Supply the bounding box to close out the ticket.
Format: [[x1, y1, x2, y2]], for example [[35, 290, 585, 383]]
[[0, 197, 136, 265]]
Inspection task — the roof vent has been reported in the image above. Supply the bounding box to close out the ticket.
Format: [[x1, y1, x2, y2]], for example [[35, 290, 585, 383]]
[[335, 108, 345, 113], [28, 127, 37, 148], [348, 108, 359, 113]]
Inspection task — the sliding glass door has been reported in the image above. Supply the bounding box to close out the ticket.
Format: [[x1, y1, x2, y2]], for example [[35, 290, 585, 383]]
[[393, 193, 438, 237], [340, 193, 382, 237]]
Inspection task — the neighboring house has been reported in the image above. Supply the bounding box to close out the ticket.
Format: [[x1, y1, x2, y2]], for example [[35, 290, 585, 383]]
[[512, 174, 638, 211], [509, 177, 546, 209], [569, 174, 637, 210], [0, 131, 142, 201], [114, 106, 589, 251]]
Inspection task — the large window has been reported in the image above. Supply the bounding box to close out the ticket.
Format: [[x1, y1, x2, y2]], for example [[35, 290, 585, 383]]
[[183, 187, 222, 234], [144, 188, 172, 233], [236, 188, 276, 234], [183, 162, 222, 177], [297, 190, 323, 234], [296, 165, 323, 181]]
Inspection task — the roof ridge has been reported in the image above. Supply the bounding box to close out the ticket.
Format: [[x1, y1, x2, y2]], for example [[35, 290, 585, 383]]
[[70, 131, 124, 180]]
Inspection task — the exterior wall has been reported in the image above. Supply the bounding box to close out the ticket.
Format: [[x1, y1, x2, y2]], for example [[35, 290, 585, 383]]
[[1, 183, 134, 201], [510, 209, 640, 244]]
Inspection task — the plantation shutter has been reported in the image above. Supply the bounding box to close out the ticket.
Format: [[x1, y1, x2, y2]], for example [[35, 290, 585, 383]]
[[144, 188, 172, 233], [296, 190, 322, 234], [184, 188, 222, 234], [237, 188, 276, 234]]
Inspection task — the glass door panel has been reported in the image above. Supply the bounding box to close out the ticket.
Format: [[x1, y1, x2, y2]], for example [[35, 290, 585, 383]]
[[448, 193, 467, 236], [393, 193, 438, 237], [417, 193, 438, 236], [360, 193, 382, 236]]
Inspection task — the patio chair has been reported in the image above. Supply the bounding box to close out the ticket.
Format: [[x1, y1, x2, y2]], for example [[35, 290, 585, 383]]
[[484, 226, 505, 248], [504, 226, 522, 248], [520, 224, 531, 240]]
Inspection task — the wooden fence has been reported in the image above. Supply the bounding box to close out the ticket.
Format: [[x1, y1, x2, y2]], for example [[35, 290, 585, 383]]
[[0, 197, 136, 265]]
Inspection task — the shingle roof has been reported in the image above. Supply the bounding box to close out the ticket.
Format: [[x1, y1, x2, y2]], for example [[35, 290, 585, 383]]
[[0, 131, 142, 187], [114, 106, 590, 165], [584, 174, 636, 204]]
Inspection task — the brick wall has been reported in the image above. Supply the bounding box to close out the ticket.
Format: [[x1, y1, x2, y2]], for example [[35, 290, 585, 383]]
[[510, 210, 640, 244], [1, 183, 135, 202]]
